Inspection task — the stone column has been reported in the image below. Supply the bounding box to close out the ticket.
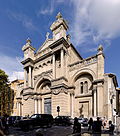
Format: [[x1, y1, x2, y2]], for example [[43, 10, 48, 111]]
[[38, 99, 41, 114], [18, 102, 21, 116], [34, 99, 38, 114], [71, 94, 74, 118], [29, 66, 32, 87], [17, 102, 19, 115], [24, 69, 27, 88], [93, 89, 97, 116], [42, 98, 44, 114], [97, 83, 103, 116], [61, 48, 64, 76], [53, 54, 56, 79]]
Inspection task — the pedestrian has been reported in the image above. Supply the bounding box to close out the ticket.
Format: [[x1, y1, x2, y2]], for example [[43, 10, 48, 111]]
[[109, 120, 114, 134], [102, 117, 107, 129], [73, 117, 81, 134], [88, 117, 93, 131], [93, 117, 102, 133]]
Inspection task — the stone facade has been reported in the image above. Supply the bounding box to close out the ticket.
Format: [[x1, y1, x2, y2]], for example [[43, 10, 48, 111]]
[[17, 13, 118, 121], [9, 79, 24, 116]]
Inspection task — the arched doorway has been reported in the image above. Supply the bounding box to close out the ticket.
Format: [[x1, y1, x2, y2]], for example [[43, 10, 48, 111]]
[[36, 79, 52, 114]]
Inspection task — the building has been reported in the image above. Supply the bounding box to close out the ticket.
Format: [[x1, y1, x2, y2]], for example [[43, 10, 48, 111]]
[[9, 79, 24, 116], [18, 13, 118, 121]]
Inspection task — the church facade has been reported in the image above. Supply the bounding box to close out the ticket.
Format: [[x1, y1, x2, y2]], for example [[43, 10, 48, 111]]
[[17, 13, 118, 120]]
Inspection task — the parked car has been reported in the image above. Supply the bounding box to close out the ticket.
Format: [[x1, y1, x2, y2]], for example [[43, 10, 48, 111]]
[[19, 114, 53, 131], [8, 116, 22, 126], [78, 117, 88, 127], [54, 116, 72, 126]]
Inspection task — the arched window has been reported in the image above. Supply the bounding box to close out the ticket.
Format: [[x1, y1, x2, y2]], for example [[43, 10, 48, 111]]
[[84, 81, 88, 93], [80, 82, 83, 94]]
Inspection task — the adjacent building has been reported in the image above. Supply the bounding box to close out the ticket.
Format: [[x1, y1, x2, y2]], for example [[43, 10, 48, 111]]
[[16, 13, 118, 121], [9, 79, 24, 116]]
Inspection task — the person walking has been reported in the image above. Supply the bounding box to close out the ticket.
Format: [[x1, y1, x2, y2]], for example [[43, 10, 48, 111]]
[[73, 117, 81, 134], [88, 117, 93, 131], [109, 120, 114, 134]]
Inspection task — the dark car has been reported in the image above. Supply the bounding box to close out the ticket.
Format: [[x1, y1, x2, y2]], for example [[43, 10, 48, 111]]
[[8, 116, 22, 126], [19, 114, 53, 131], [54, 116, 72, 126]]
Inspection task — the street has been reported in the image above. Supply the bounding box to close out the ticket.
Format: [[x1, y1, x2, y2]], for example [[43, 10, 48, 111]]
[[7, 125, 120, 136]]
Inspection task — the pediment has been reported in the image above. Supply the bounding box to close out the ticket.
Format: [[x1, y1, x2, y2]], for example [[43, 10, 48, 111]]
[[37, 39, 53, 53]]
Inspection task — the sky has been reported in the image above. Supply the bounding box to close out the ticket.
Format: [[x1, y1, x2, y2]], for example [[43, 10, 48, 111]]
[[0, 0, 120, 86]]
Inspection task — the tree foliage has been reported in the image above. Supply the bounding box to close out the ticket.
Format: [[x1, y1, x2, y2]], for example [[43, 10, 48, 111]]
[[0, 69, 11, 116], [0, 69, 8, 86]]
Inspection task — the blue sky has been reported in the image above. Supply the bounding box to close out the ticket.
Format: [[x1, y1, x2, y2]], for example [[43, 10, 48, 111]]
[[0, 0, 120, 86]]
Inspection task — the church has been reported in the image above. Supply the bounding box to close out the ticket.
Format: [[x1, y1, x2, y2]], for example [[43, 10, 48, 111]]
[[17, 13, 118, 121]]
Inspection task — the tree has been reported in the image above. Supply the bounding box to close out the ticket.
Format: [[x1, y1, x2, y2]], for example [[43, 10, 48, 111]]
[[0, 69, 8, 85], [0, 69, 11, 116]]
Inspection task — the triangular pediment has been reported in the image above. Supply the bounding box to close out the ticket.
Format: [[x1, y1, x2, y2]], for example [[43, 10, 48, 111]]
[[37, 39, 54, 53]]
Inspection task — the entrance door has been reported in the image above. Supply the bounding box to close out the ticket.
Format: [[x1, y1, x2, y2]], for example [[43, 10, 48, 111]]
[[44, 98, 51, 114]]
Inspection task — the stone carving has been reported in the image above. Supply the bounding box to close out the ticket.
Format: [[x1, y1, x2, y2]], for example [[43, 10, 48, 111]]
[[46, 32, 50, 40], [52, 87, 67, 95]]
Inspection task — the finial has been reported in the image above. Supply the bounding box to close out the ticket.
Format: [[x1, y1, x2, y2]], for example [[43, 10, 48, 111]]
[[26, 37, 31, 44], [66, 34, 71, 41], [97, 44, 103, 54], [46, 32, 50, 40], [98, 44, 103, 51], [56, 12, 62, 20]]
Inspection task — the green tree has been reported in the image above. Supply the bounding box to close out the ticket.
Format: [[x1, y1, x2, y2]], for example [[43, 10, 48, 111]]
[[0, 69, 8, 85], [0, 69, 10, 116]]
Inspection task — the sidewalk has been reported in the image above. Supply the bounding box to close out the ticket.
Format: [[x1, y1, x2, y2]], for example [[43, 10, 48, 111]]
[[68, 127, 120, 136]]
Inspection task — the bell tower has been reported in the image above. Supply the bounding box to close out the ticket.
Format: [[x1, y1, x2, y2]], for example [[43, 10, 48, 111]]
[[21, 38, 35, 88], [50, 12, 69, 41]]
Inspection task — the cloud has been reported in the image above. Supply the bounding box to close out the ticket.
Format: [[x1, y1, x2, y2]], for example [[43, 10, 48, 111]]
[[7, 11, 37, 31], [0, 53, 24, 82], [37, 1, 55, 16], [70, 0, 120, 50], [37, 0, 65, 16]]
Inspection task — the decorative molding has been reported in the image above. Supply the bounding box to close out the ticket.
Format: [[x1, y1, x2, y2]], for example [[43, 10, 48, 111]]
[[34, 70, 52, 83], [52, 87, 68, 95], [75, 92, 92, 98]]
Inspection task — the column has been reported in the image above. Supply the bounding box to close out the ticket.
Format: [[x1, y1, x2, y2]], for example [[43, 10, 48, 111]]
[[17, 102, 19, 115], [94, 89, 97, 116], [53, 54, 56, 79], [42, 98, 44, 114], [38, 99, 41, 114], [18, 102, 21, 116], [24, 69, 27, 88], [29, 66, 32, 87], [34, 99, 37, 114], [61, 49, 64, 76], [71, 94, 74, 118], [97, 83, 103, 116]]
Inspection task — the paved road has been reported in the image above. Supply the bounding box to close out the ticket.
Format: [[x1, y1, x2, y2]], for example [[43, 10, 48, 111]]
[[7, 125, 73, 136], [7, 126, 120, 136]]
